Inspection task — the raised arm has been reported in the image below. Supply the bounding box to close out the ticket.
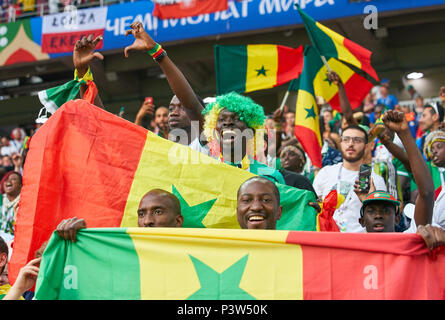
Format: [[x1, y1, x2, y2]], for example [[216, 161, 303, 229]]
[[378, 128, 411, 172], [327, 71, 357, 126], [73, 35, 105, 109], [124, 22, 204, 129], [382, 110, 434, 226]]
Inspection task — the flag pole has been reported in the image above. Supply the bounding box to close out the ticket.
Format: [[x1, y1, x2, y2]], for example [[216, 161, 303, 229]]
[[279, 90, 290, 110], [320, 55, 332, 72]]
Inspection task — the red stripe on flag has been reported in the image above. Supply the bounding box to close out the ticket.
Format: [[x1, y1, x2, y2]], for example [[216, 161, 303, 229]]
[[327, 72, 374, 111], [9, 100, 147, 284], [435, 185, 442, 200], [41, 29, 105, 54], [276, 45, 304, 86], [285, 232, 445, 299], [295, 125, 322, 168], [343, 38, 379, 81]]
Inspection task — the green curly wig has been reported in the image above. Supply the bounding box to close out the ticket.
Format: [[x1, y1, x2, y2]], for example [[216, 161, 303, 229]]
[[202, 92, 266, 142]]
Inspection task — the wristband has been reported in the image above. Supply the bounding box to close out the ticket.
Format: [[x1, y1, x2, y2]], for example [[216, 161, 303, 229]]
[[154, 50, 167, 63], [74, 67, 93, 82], [148, 43, 163, 58]]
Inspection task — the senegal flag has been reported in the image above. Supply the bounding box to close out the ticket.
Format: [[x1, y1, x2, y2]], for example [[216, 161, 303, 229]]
[[214, 44, 303, 94], [289, 45, 373, 111], [294, 46, 322, 168], [9, 99, 318, 284], [35, 228, 445, 300], [297, 5, 379, 82]]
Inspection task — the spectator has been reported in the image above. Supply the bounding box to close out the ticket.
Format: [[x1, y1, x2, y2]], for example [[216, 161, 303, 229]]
[[0, 171, 22, 241], [356, 110, 434, 233], [313, 125, 387, 232], [1, 155, 14, 172], [406, 84, 420, 100], [56, 189, 184, 242], [282, 111, 295, 140], [0, 235, 12, 299], [10, 128, 24, 150], [376, 79, 398, 110], [154, 106, 169, 139], [417, 103, 444, 156], [236, 176, 282, 230], [1, 137, 19, 157]]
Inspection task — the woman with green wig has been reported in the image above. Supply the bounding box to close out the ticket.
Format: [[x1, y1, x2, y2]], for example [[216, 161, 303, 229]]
[[202, 92, 286, 185]]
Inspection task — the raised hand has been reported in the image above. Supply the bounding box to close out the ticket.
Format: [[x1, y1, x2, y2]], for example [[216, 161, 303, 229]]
[[327, 71, 342, 86], [73, 34, 104, 78], [354, 177, 376, 203], [272, 105, 288, 124], [124, 21, 157, 58], [382, 110, 409, 133]]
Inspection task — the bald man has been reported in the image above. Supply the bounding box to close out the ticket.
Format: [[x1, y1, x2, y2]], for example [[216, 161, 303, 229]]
[[236, 176, 282, 230], [56, 189, 183, 242]]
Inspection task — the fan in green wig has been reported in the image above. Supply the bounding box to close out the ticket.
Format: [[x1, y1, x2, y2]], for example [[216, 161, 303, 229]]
[[201, 92, 285, 185]]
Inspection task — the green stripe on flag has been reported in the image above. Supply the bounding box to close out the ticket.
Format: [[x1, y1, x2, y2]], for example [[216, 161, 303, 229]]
[[35, 228, 141, 300], [297, 6, 338, 60], [38, 80, 82, 113], [214, 45, 248, 94]]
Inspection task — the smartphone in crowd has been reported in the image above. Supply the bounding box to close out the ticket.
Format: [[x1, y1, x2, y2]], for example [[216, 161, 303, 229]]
[[145, 97, 153, 104], [358, 164, 371, 193]]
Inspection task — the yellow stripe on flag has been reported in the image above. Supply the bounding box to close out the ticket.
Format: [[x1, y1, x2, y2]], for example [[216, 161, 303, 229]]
[[316, 22, 362, 69], [314, 57, 354, 102], [121, 131, 255, 228], [128, 228, 303, 300], [295, 90, 322, 146], [245, 45, 278, 93]]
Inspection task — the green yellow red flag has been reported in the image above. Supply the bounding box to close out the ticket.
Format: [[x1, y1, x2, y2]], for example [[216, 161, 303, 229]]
[[294, 46, 322, 168], [297, 5, 379, 82], [9, 99, 317, 284], [289, 45, 374, 111], [35, 228, 445, 300], [214, 44, 304, 94]]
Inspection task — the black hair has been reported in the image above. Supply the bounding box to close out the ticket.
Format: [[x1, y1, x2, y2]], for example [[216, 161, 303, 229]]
[[237, 176, 280, 205], [342, 124, 369, 143], [425, 103, 444, 123], [0, 236, 8, 275], [142, 189, 181, 216]]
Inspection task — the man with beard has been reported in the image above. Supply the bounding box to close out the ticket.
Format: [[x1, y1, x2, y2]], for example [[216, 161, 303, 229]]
[[313, 125, 387, 232]]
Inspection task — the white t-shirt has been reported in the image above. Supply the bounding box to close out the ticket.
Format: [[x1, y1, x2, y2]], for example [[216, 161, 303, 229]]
[[188, 138, 210, 157], [313, 162, 387, 233]]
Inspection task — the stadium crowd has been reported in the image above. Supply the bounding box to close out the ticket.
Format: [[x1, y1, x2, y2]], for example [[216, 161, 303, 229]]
[[1, 21, 445, 299]]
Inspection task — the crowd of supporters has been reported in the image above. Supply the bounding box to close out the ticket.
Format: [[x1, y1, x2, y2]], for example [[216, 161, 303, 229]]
[[1, 22, 445, 299], [0, 0, 130, 23]]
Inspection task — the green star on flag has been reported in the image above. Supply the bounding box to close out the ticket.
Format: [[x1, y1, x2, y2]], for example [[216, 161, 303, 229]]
[[187, 254, 255, 300], [172, 185, 217, 228], [255, 65, 268, 77], [305, 105, 316, 120], [324, 76, 333, 86]]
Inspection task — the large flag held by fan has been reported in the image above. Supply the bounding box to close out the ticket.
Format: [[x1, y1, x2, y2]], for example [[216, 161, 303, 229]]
[[9, 99, 320, 284], [35, 228, 445, 300]]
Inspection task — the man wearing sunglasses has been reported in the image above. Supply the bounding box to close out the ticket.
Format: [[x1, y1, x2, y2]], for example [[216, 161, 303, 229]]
[[313, 125, 387, 233]]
